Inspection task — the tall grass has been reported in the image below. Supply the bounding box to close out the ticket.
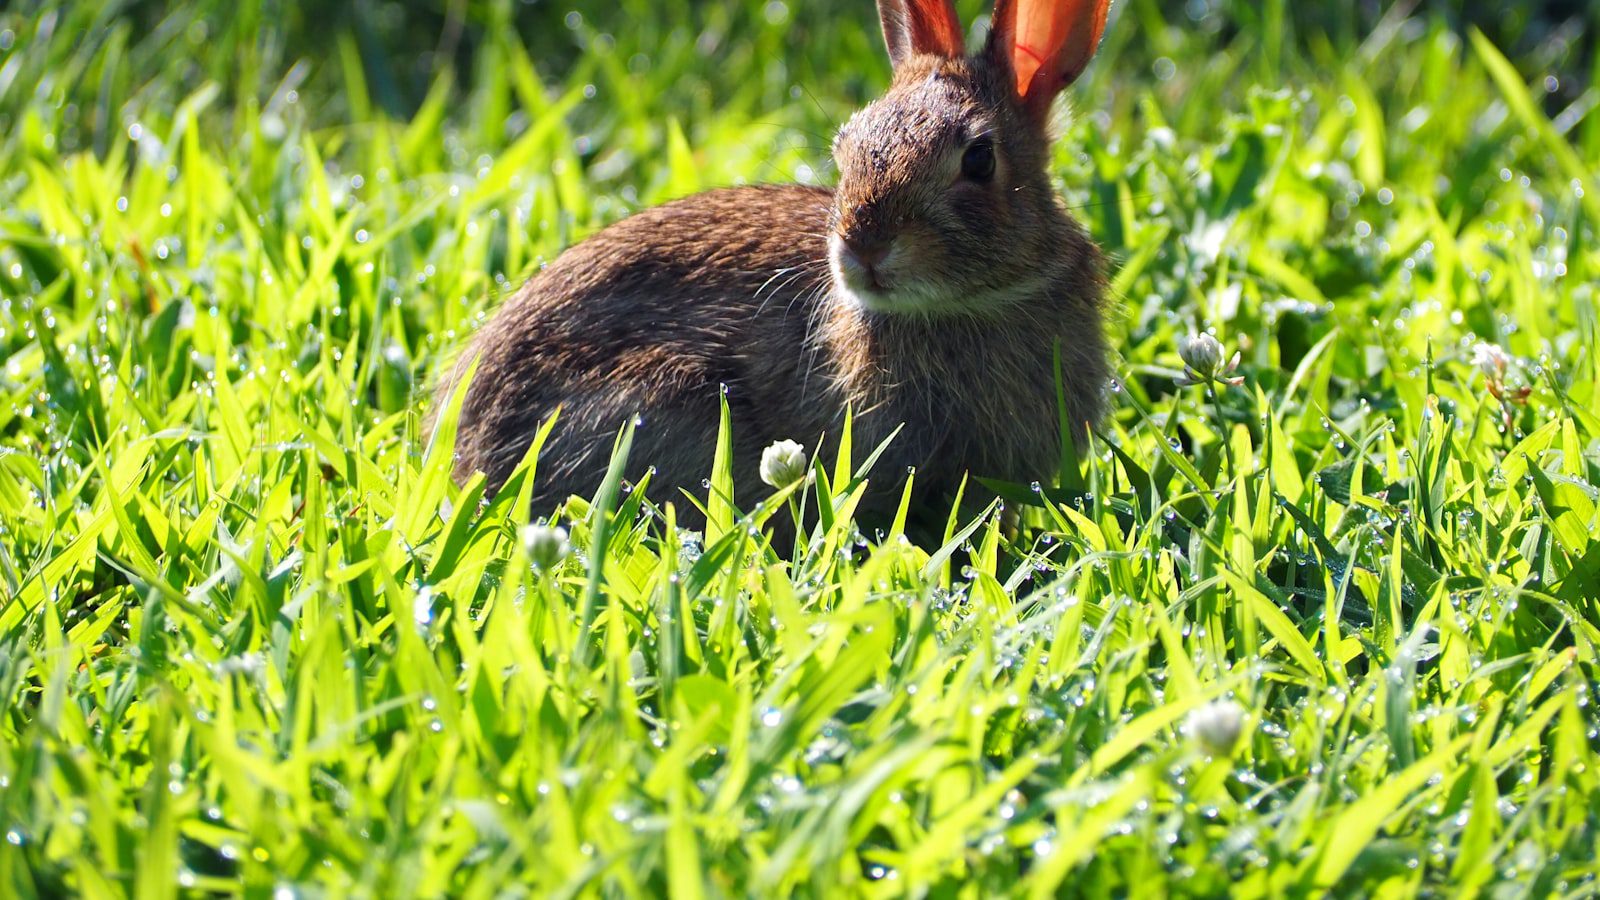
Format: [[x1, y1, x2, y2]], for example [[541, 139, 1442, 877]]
[[1, 0, 1597, 895]]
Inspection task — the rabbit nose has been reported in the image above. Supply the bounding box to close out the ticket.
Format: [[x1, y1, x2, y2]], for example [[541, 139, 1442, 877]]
[[841, 234, 891, 268]]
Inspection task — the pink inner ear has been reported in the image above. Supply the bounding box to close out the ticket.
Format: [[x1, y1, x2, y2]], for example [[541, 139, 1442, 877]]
[[908, 0, 965, 58], [1006, 0, 1110, 103], [1010, 41, 1049, 100]]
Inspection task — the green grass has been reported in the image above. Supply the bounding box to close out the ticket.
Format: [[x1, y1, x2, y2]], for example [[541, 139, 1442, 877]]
[[2, 0, 1599, 895]]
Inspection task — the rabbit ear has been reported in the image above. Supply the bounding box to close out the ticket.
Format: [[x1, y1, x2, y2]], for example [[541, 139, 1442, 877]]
[[877, 0, 965, 66], [988, 0, 1111, 115]]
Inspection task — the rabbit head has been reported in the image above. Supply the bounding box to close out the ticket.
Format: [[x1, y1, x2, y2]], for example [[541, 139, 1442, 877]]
[[829, 0, 1112, 316]]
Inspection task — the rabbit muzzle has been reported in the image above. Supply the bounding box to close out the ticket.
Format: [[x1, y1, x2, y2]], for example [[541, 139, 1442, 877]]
[[828, 228, 905, 305]]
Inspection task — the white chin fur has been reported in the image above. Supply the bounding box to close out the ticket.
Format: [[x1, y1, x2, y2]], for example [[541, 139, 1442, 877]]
[[831, 278, 951, 316], [828, 245, 942, 314], [832, 274, 1053, 318], [826, 239, 1045, 316], [834, 282, 898, 314]]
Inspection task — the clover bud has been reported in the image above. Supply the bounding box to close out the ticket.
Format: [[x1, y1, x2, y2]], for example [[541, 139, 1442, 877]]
[[1179, 333, 1225, 375], [521, 523, 570, 570], [759, 439, 808, 489], [1188, 699, 1247, 756], [1176, 332, 1245, 387]]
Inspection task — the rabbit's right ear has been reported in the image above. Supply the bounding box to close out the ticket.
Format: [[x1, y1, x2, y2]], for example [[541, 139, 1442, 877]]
[[877, 0, 965, 66], [988, 0, 1112, 118]]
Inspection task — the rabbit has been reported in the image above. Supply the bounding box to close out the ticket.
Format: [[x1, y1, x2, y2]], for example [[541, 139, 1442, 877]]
[[437, 0, 1115, 529]]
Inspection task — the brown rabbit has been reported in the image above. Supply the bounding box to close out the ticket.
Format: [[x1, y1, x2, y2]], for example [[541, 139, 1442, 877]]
[[439, 0, 1114, 525]]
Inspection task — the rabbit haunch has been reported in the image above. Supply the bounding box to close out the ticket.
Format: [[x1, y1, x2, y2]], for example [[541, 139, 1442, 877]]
[[439, 0, 1114, 522]]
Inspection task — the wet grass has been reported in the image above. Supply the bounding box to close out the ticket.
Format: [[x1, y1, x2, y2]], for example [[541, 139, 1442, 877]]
[[2, 0, 1598, 895]]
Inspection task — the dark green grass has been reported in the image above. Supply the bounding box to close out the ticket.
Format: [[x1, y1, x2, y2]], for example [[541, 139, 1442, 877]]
[[1, 0, 1598, 895]]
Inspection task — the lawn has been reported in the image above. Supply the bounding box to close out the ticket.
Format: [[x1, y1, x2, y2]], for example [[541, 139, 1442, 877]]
[[1, 0, 1598, 895]]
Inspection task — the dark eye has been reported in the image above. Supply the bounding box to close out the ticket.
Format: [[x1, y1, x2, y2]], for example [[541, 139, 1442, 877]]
[[961, 138, 996, 182]]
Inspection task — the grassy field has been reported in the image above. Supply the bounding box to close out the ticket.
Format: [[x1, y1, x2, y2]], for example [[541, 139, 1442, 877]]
[[2, 0, 1598, 895]]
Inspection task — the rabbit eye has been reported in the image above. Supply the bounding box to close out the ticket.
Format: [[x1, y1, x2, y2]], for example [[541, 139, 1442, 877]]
[[960, 139, 996, 182]]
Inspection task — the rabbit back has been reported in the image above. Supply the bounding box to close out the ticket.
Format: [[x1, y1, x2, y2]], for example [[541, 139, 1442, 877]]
[[445, 185, 838, 511]]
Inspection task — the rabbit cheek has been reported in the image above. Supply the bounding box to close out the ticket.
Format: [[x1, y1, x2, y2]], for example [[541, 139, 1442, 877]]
[[942, 193, 1008, 261]]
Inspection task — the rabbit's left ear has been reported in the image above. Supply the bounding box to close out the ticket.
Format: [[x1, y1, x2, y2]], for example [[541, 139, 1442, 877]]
[[988, 0, 1112, 116], [877, 0, 965, 66]]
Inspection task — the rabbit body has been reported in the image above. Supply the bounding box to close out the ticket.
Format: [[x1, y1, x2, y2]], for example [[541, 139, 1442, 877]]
[[443, 42, 1112, 521]]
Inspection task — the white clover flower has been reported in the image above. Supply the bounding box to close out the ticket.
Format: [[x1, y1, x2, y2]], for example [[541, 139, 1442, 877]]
[[521, 523, 570, 570], [1176, 333, 1244, 387], [1187, 699, 1247, 756], [1470, 341, 1511, 379], [1469, 340, 1532, 425], [759, 439, 808, 489]]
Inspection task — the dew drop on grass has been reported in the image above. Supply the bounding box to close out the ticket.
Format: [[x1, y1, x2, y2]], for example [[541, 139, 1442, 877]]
[[412, 589, 434, 629]]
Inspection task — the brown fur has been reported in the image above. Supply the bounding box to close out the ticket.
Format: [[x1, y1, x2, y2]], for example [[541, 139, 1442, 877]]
[[437, 9, 1113, 525]]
